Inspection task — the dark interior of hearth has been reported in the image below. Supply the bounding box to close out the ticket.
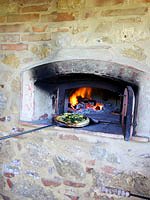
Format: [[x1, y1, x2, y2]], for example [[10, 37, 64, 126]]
[[34, 73, 138, 138]]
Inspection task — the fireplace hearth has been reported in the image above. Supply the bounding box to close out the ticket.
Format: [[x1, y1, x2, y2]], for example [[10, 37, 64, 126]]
[[20, 60, 139, 140]]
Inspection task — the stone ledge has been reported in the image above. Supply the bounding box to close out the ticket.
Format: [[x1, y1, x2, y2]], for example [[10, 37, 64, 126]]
[[17, 121, 150, 143]]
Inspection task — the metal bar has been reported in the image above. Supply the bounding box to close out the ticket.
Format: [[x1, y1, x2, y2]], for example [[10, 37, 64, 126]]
[[0, 124, 53, 141], [130, 193, 150, 200]]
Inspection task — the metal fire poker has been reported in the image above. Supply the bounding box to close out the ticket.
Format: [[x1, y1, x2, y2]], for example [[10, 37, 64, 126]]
[[0, 124, 53, 141]]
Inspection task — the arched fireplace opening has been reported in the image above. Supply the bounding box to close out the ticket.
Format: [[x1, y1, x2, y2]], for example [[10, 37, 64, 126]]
[[20, 60, 139, 140]]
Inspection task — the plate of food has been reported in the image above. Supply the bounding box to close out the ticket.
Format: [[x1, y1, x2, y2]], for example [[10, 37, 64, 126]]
[[54, 113, 90, 128]]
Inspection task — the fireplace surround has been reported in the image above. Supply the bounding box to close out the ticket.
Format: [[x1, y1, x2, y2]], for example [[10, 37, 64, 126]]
[[21, 59, 149, 139]]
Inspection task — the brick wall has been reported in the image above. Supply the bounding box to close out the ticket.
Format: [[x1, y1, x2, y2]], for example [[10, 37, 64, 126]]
[[0, 1, 150, 199]]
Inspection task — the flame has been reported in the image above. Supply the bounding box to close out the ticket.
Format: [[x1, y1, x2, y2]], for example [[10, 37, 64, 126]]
[[69, 87, 92, 106]]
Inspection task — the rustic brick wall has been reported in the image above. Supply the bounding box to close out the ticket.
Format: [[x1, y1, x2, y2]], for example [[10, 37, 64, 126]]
[[0, 1, 150, 199]]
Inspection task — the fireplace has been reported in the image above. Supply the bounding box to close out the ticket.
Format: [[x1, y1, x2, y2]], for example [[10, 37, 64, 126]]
[[20, 60, 139, 140]]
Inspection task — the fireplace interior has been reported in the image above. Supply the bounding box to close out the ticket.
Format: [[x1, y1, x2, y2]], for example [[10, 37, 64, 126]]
[[23, 72, 138, 140]]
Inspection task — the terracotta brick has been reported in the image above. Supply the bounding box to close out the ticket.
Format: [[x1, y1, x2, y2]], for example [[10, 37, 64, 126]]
[[21, 33, 51, 42], [41, 178, 61, 187], [32, 25, 48, 32], [55, 12, 75, 22], [0, 16, 6, 23], [101, 7, 148, 16], [41, 12, 75, 22], [0, 44, 28, 51], [59, 134, 79, 140], [0, 34, 20, 43], [101, 166, 117, 174], [63, 180, 86, 188], [7, 14, 39, 23], [6, 179, 13, 189], [21, 5, 48, 13], [0, 24, 30, 33], [4, 172, 15, 178]]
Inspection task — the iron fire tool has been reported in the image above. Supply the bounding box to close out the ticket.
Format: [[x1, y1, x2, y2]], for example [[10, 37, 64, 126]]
[[96, 185, 150, 199], [0, 117, 111, 141], [0, 124, 53, 141]]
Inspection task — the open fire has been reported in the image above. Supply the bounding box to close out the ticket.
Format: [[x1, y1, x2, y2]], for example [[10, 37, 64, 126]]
[[69, 87, 104, 111]]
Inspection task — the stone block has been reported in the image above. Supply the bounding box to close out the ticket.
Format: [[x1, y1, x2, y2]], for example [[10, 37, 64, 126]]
[[90, 144, 120, 164], [0, 3, 19, 15], [2, 54, 20, 68], [12, 181, 56, 200], [121, 45, 147, 61], [59, 134, 79, 140], [0, 24, 30, 33], [96, 21, 112, 33], [30, 44, 51, 59], [101, 7, 148, 16], [32, 25, 48, 32], [21, 33, 51, 42], [0, 44, 28, 51], [40, 14, 56, 22], [53, 155, 85, 179], [0, 0, 9, 3], [0, 34, 20, 43], [57, 0, 85, 9], [88, 0, 124, 7], [0, 92, 7, 114], [21, 4, 49, 13], [116, 17, 142, 24], [7, 14, 39, 23]]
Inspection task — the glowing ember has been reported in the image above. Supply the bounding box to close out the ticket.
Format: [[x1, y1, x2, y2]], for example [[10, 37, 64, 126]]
[[94, 103, 104, 110], [69, 87, 104, 111]]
